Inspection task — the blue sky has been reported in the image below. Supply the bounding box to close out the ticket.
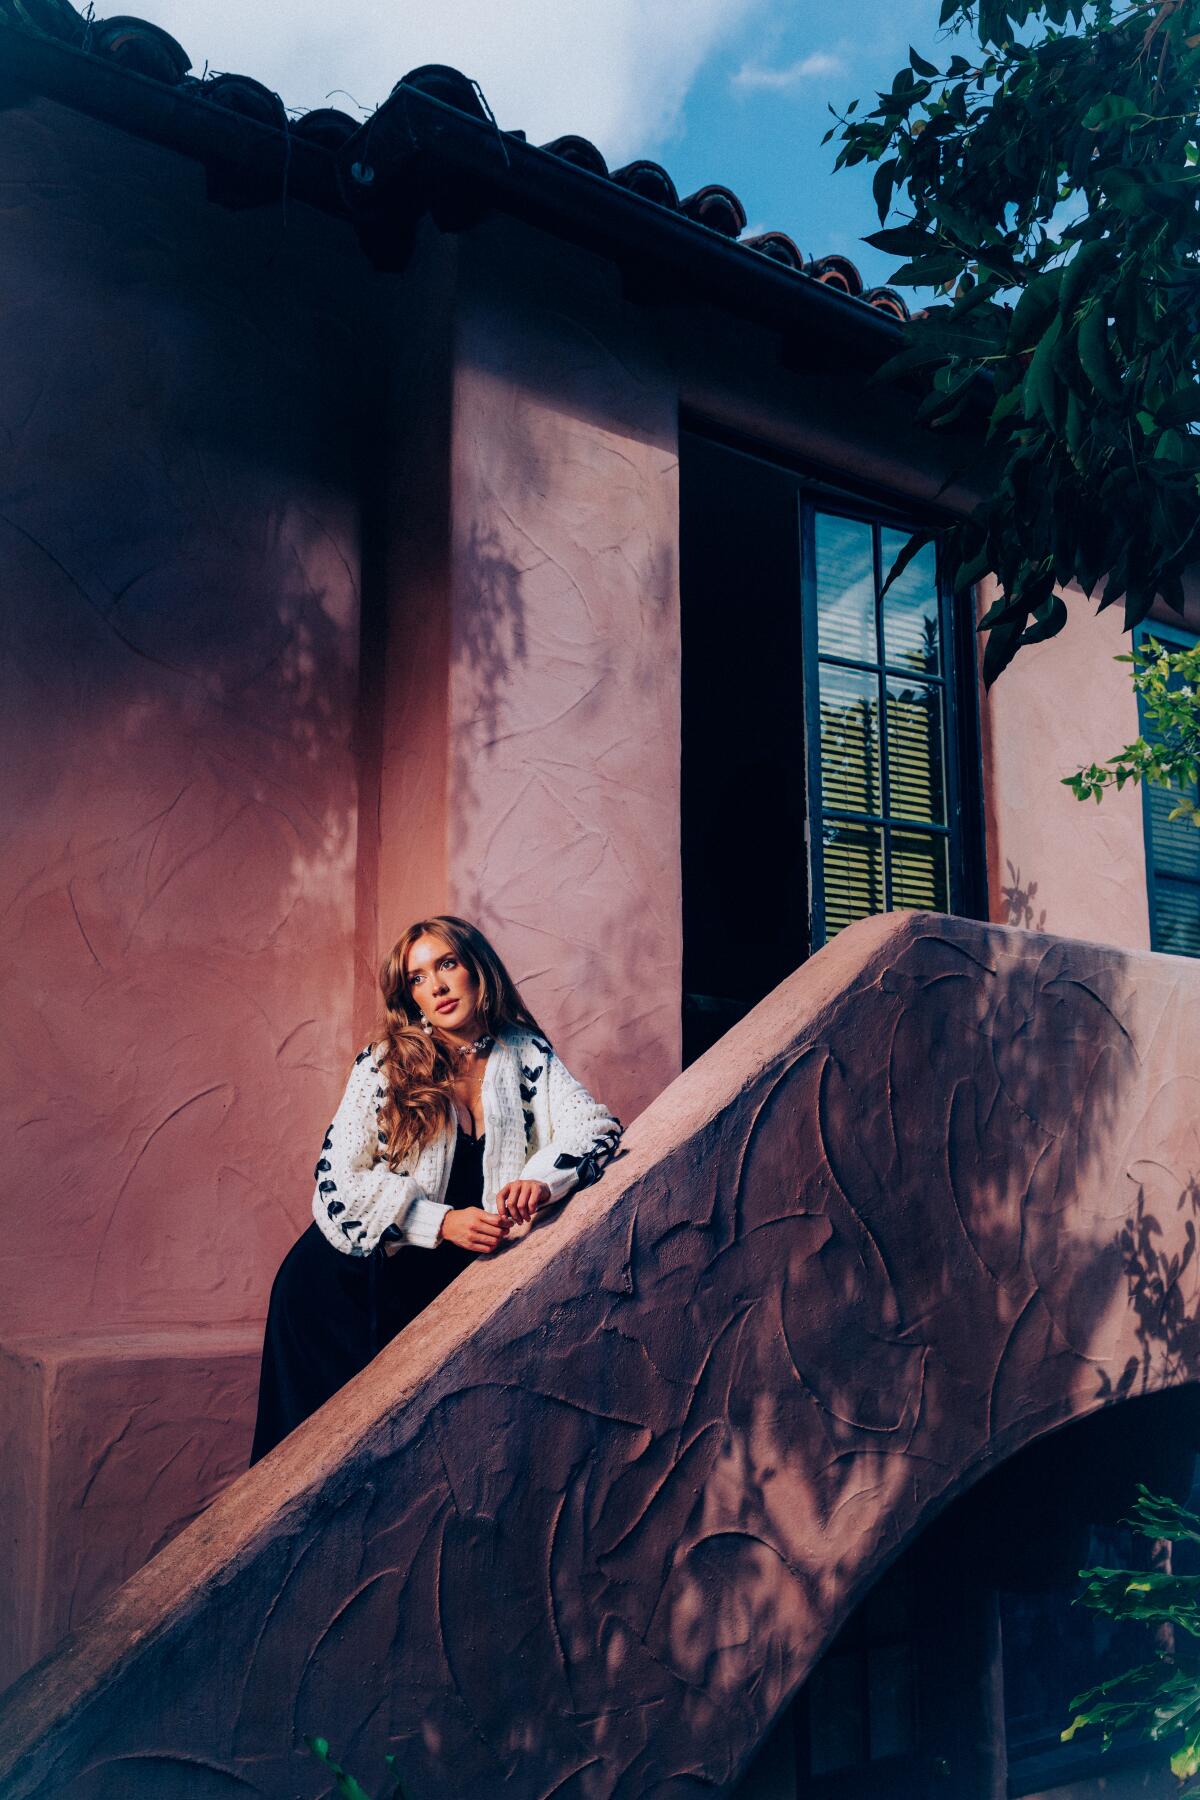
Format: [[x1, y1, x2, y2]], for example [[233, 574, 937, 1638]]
[[664, 0, 950, 286], [125, 0, 956, 290]]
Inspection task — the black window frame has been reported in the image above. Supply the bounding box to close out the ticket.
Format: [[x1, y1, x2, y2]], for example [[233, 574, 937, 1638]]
[[800, 497, 982, 949], [1133, 617, 1200, 960]]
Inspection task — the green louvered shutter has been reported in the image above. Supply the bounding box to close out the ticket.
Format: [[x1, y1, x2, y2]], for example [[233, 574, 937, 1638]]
[[1137, 624, 1200, 958]]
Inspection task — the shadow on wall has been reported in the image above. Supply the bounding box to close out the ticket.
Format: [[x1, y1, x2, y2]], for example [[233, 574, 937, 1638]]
[[3, 918, 1199, 1799], [1001, 859, 1048, 932], [1, 484, 365, 1331], [0, 111, 375, 1325]]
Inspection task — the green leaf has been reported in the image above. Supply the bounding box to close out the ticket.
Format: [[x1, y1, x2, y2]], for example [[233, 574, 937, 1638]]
[[909, 45, 939, 77], [982, 614, 1027, 686], [977, 590, 1029, 629], [1009, 268, 1063, 350], [881, 529, 935, 598], [1082, 94, 1141, 129], [1172, 1742, 1200, 1781], [863, 222, 943, 257], [1023, 313, 1063, 427], [888, 254, 966, 287], [1059, 239, 1109, 315], [871, 157, 901, 223], [1159, 385, 1200, 427], [1077, 303, 1123, 405], [1021, 594, 1068, 643]]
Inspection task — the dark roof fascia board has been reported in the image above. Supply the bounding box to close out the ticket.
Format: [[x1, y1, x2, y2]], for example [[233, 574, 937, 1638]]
[[0, 20, 906, 366], [0, 19, 344, 214], [339, 85, 906, 364]]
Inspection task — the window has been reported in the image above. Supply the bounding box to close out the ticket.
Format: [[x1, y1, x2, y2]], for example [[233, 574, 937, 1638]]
[[805, 508, 967, 949], [1135, 620, 1200, 959]]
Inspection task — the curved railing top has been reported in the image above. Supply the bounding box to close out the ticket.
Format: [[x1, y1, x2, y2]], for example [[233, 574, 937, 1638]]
[[4, 910, 1200, 1797]]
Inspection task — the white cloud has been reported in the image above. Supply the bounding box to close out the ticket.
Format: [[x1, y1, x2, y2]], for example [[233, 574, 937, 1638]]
[[119, 0, 769, 162], [731, 50, 843, 92]]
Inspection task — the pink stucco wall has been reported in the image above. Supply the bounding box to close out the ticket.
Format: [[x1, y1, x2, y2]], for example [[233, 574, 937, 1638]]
[[0, 97, 369, 1684], [445, 224, 682, 1128], [0, 99, 368, 1338], [977, 577, 1151, 951]]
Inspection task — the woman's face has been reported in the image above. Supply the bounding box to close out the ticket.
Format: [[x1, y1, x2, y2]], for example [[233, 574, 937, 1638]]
[[404, 933, 481, 1036]]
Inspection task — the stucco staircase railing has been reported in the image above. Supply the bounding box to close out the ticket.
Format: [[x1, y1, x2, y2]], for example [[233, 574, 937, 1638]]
[[2, 911, 1200, 1799]]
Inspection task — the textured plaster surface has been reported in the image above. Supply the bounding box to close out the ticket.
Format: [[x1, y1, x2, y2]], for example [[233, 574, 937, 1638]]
[[2, 913, 1198, 1799], [978, 577, 1151, 951], [0, 1331, 259, 1690], [0, 98, 367, 1339], [447, 224, 682, 1128]]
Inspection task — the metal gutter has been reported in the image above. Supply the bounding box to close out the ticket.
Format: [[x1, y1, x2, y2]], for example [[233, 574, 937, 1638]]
[[0, 18, 344, 213], [336, 83, 907, 363]]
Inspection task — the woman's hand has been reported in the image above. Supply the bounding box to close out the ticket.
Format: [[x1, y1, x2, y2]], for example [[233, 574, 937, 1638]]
[[495, 1179, 552, 1225], [439, 1207, 511, 1254]]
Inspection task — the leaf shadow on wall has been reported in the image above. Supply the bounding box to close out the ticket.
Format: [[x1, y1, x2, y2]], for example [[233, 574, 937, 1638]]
[[448, 493, 678, 1127]]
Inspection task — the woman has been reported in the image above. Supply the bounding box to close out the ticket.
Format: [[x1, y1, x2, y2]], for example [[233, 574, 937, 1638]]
[[250, 916, 622, 1464]]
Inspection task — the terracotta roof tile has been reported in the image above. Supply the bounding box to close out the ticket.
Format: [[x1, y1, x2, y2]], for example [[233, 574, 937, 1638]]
[[88, 15, 188, 83], [617, 164, 681, 219], [863, 285, 909, 322], [4, 0, 83, 41], [741, 230, 805, 271], [391, 63, 487, 122], [541, 134, 609, 179], [196, 71, 288, 132], [679, 184, 746, 240], [0, 3, 910, 325], [289, 106, 359, 150], [805, 253, 864, 298]]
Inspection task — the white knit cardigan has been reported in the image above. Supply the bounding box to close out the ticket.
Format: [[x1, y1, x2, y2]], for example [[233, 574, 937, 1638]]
[[311, 1028, 622, 1256]]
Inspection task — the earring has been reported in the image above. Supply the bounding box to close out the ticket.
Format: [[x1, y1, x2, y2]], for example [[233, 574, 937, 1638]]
[[421, 1016, 433, 1035]]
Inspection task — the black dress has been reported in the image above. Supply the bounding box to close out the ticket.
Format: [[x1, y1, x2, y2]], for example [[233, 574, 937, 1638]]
[[249, 1127, 483, 1464]]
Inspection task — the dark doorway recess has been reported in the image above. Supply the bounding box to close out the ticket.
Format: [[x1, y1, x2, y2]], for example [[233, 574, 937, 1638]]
[[734, 1385, 1200, 1800], [680, 430, 808, 1066]]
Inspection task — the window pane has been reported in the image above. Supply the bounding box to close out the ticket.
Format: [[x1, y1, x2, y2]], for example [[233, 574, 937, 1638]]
[[809, 1651, 867, 1774], [867, 1643, 917, 1761], [816, 513, 876, 662], [819, 665, 882, 815], [886, 677, 946, 824], [881, 527, 940, 674], [891, 830, 949, 912], [823, 820, 884, 936], [1154, 875, 1200, 957]]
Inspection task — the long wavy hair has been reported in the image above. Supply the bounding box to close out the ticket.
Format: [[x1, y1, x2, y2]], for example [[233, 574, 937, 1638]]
[[375, 915, 544, 1168]]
